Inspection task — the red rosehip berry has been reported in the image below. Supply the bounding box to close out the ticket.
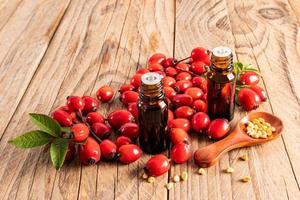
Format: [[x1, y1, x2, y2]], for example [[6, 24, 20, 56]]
[[201, 93, 207, 102], [65, 143, 75, 162], [240, 71, 259, 86], [176, 63, 190, 72], [165, 67, 178, 77], [108, 109, 135, 129], [168, 109, 174, 122], [192, 76, 206, 88], [172, 94, 193, 108], [176, 72, 192, 81], [163, 76, 176, 87], [116, 136, 132, 148], [51, 109, 73, 127], [164, 86, 177, 101], [119, 122, 139, 140], [144, 154, 170, 177], [136, 68, 150, 75], [174, 80, 193, 93], [71, 123, 89, 142], [168, 118, 191, 132], [96, 85, 114, 103], [118, 144, 142, 164], [148, 53, 166, 66], [184, 87, 203, 101], [238, 88, 260, 111], [250, 85, 267, 102], [67, 96, 85, 111], [155, 71, 166, 78], [100, 139, 117, 160], [191, 47, 208, 62], [190, 61, 206, 75], [207, 119, 230, 140], [130, 74, 142, 88], [91, 122, 111, 139], [86, 112, 105, 125], [58, 106, 76, 121], [192, 99, 207, 112], [78, 137, 101, 165], [191, 112, 210, 133], [119, 84, 135, 94], [147, 63, 164, 72], [164, 57, 176, 68], [120, 91, 139, 106], [202, 54, 211, 66], [175, 106, 195, 119], [171, 142, 191, 164], [169, 128, 190, 144], [82, 96, 100, 113], [127, 102, 138, 120]]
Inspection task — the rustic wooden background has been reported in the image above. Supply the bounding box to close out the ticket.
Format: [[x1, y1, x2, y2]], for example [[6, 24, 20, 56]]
[[0, 0, 300, 199]]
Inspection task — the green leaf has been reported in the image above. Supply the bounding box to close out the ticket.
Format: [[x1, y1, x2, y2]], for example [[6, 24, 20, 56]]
[[8, 130, 53, 148], [50, 138, 69, 170], [29, 113, 61, 137], [61, 127, 71, 133]]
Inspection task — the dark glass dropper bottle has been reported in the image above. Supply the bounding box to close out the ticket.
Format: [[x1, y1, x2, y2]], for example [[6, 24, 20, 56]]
[[207, 46, 236, 121], [138, 72, 169, 154]]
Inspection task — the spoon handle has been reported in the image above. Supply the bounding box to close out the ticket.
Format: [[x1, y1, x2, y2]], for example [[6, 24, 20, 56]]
[[194, 129, 250, 167]]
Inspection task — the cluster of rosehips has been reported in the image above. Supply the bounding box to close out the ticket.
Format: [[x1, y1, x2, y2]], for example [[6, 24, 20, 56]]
[[51, 87, 142, 165], [49, 46, 266, 178], [237, 71, 267, 111], [118, 48, 233, 177]]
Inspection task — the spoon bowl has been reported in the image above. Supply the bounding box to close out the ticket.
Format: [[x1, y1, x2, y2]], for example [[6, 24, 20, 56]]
[[194, 112, 283, 167]]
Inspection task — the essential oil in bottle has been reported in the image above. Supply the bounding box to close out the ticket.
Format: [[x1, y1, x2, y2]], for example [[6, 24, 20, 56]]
[[138, 72, 169, 154], [207, 46, 236, 121]]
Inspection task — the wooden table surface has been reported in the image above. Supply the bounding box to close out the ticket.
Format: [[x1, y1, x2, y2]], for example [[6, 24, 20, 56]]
[[0, 0, 300, 199]]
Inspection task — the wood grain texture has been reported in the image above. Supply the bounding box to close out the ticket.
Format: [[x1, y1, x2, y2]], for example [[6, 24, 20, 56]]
[[172, 0, 236, 199], [0, 0, 71, 139], [0, 0, 300, 199], [226, 0, 300, 199], [0, 0, 174, 199]]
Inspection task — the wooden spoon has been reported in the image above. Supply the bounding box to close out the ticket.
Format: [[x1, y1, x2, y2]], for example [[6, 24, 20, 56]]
[[194, 112, 283, 167]]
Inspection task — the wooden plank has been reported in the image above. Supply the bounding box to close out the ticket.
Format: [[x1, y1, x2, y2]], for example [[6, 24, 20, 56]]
[[103, 0, 174, 200], [226, 0, 300, 199], [0, 0, 70, 138], [172, 1, 236, 199]]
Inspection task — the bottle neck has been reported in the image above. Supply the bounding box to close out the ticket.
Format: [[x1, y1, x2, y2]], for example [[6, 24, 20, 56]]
[[139, 81, 165, 103], [210, 53, 233, 73]]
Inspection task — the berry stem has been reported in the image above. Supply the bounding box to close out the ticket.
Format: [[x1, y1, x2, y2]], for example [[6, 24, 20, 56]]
[[173, 56, 190, 66], [76, 110, 102, 143]]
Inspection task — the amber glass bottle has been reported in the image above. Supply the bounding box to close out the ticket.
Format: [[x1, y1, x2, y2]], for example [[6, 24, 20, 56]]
[[207, 46, 236, 121], [138, 72, 169, 154]]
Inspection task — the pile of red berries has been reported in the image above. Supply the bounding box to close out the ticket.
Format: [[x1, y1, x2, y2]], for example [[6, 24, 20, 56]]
[[236, 68, 267, 111], [49, 47, 266, 177], [51, 88, 141, 165]]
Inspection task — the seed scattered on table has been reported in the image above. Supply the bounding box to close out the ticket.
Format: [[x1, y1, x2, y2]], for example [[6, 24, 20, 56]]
[[142, 173, 148, 179], [225, 167, 234, 173], [165, 182, 174, 190], [239, 154, 248, 161], [180, 171, 188, 181], [173, 175, 180, 182], [147, 176, 155, 183], [241, 176, 251, 182], [198, 168, 205, 175]]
